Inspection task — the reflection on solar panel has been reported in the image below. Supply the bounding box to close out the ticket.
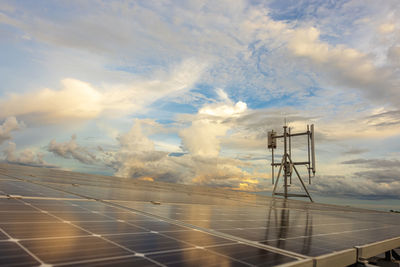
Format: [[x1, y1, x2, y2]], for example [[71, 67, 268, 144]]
[[0, 163, 399, 266]]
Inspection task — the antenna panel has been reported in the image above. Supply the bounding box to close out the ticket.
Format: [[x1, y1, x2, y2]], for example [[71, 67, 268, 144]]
[[311, 124, 316, 174], [267, 131, 276, 149]]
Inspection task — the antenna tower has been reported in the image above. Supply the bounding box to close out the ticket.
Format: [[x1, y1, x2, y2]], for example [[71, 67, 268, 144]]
[[268, 124, 316, 202]]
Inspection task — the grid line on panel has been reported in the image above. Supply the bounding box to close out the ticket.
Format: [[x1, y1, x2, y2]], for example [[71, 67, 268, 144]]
[[0, 226, 45, 265], [54, 254, 145, 267], [7, 196, 274, 267], [0, 196, 88, 201], [63, 199, 262, 266], [12, 198, 166, 267], [0, 234, 94, 242], [64, 201, 224, 251], [2, 170, 309, 259], [4, 198, 289, 266], [3, 172, 306, 260], [102, 200, 308, 260], [2, 173, 304, 264], [112, 200, 400, 259], [3, 164, 400, 266]]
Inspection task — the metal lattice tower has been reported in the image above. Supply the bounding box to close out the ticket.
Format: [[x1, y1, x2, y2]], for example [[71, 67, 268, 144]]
[[268, 124, 316, 202]]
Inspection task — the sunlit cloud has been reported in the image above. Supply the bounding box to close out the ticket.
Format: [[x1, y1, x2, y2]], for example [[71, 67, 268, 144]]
[[379, 23, 396, 34], [4, 141, 53, 168], [0, 59, 205, 124], [0, 117, 24, 145]]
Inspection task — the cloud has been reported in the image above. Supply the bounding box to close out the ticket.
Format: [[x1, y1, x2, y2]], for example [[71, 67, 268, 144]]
[[0, 79, 102, 124], [0, 117, 23, 145], [311, 174, 400, 199], [3, 141, 53, 168], [318, 158, 400, 196], [342, 147, 369, 155], [353, 170, 399, 184], [48, 134, 97, 164], [110, 96, 267, 190], [112, 119, 191, 183], [388, 46, 400, 65], [287, 26, 400, 106], [2, 0, 398, 110], [0, 1, 245, 67], [379, 23, 395, 34], [179, 89, 247, 157], [217, 108, 314, 152], [365, 109, 400, 127], [288, 27, 377, 82], [315, 108, 400, 141], [102, 59, 206, 115], [0, 59, 205, 124], [341, 158, 400, 169]]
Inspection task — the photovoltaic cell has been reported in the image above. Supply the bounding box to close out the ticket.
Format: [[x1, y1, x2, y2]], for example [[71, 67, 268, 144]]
[[0, 211, 59, 223], [147, 248, 250, 267], [49, 211, 113, 222], [208, 244, 296, 266], [0, 199, 37, 212], [65, 256, 159, 267], [20, 236, 132, 264], [161, 230, 234, 247], [0, 241, 40, 266], [0, 222, 90, 239], [75, 221, 149, 235], [128, 220, 189, 232], [104, 232, 193, 253]]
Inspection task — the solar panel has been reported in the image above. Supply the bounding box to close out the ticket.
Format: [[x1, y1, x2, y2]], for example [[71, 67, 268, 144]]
[[1, 163, 399, 266]]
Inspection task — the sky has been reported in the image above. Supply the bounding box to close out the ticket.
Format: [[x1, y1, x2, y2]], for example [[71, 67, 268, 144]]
[[0, 0, 400, 205]]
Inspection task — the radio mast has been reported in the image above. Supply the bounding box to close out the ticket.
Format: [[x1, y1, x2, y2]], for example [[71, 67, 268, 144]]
[[268, 124, 316, 202]]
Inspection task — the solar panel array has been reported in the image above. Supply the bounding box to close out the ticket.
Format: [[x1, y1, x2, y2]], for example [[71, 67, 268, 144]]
[[0, 163, 399, 267]]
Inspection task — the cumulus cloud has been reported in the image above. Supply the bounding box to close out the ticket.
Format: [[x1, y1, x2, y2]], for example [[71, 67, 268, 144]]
[[48, 135, 97, 164], [112, 119, 192, 183], [0, 117, 23, 145], [112, 118, 222, 182], [0, 79, 102, 124], [109, 94, 267, 190], [180, 89, 247, 157], [0, 59, 205, 124], [3, 142, 53, 167]]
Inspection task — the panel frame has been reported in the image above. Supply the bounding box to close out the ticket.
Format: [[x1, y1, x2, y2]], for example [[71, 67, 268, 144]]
[[355, 236, 400, 260], [313, 248, 357, 267]]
